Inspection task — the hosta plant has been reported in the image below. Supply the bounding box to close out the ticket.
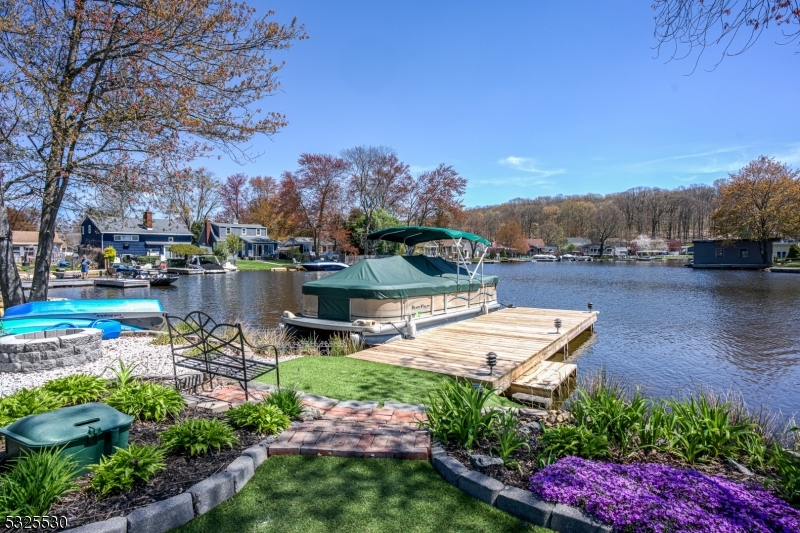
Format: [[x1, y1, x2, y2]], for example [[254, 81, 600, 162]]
[[43, 374, 108, 405], [0, 387, 65, 427], [161, 419, 239, 456], [105, 382, 184, 421], [88, 444, 166, 497], [226, 402, 290, 435]]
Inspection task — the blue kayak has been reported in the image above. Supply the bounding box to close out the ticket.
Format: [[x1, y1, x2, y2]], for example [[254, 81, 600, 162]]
[[3, 299, 165, 331], [0, 317, 123, 340]]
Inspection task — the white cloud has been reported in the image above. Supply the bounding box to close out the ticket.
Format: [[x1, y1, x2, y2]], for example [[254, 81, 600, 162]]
[[473, 176, 556, 189], [498, 156, 566, 177]]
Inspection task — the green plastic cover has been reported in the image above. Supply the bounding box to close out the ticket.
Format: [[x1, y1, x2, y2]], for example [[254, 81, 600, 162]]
[[367, 226, 491, 246], [0, 402, 133, 446], [302, 255, 498, 302]]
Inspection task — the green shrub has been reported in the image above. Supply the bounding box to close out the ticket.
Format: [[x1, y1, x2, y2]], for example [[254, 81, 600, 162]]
[[541, 425, 609, 460], [265, 388, 303, 419], [787, 243, 800, 260], [149, 333, 173, 346], [491, 410, 530, 466], [0, 448, 78, 516], [88, 444, 166, 497], [161, 419, 239, 456], [226, 402, 290, 435], [327, 334, 363, 356], [635, 401, 674, 452], [0, 388, 65, 427], [43, 374, 108, 405], [105, 382, 184, 421], [571, 385, 647, 456], [420, 379, 501, 449], [665, 396, 757, 463]]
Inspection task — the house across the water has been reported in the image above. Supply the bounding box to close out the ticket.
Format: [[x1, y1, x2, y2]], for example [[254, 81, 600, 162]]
[[692, 239, 774, 269], [11, 231, 65, 264], [197, 220, 279, 259], [81, 210, 193, 260]]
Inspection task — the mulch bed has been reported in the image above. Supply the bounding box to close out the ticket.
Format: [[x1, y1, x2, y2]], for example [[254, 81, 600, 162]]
[[443, 413, 781, 493], [42, 409, 265, 531]]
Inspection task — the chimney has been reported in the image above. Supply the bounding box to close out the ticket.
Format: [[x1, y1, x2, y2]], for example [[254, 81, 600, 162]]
[[205, 219, 211, 244], [144, 210, 153, 229]]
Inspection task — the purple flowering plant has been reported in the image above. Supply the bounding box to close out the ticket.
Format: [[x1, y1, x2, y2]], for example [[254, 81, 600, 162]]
[[529, 456, 800, 533]]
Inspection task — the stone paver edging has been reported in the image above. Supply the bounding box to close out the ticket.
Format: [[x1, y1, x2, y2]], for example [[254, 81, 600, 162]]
[[430, 444, 613, 533]]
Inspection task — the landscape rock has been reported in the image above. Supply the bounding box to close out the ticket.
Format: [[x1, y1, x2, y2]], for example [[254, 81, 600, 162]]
[[298, 407, 321, 421], [724, 457, 754, 476], [469, 454, 505, 469], [518, 421, 544, 435]]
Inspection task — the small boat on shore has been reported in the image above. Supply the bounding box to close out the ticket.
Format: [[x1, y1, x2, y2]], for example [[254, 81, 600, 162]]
[[575, 256, 593, 262], [2, 299, 165, 330], [281, 226, 498, 345], [189, 255, 226, 274], [0, 317, 123, 339], [301, 259, 349, 272]]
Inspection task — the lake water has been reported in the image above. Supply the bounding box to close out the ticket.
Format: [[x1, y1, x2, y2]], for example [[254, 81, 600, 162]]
[[49, 262, 800, 417]]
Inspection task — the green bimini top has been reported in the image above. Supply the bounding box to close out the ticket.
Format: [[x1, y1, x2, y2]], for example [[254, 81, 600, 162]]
[[302, 255, 498, 300], [367, 226, 491, 247]]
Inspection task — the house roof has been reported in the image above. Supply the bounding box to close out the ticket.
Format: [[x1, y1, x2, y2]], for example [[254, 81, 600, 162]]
[[12, 231, 64, 246], [565, 237, 591, 245], [87, 216, 192, 236], [240, 235, 279, 245], [210, 221, 268, 230], [525, 238, 545, 249]]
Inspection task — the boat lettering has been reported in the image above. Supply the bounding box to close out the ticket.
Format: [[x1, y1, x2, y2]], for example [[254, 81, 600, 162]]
[[411, 304, 429, 311]]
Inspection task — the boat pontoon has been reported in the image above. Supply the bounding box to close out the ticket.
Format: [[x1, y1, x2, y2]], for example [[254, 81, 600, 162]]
[[280, 226, 499, 345], [301, 259, 349, 272]]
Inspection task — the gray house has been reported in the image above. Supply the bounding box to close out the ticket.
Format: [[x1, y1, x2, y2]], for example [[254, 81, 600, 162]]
[[81, 211, 193, 259], [197, 220, 278, 259], [692, 240, 774, 269]]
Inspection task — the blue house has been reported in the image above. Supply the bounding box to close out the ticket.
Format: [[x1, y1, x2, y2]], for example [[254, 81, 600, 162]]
[[692, 239, 774, 269], [81, 211, 193, 259], [197, 220, 278, 259]]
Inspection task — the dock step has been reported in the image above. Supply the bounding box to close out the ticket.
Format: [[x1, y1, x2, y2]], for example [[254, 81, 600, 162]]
[[509, 361, 577, 398]]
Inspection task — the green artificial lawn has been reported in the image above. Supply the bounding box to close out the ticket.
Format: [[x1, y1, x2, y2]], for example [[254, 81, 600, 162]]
[[235, 260, 296, 271], [173, 456, 551, 533], [258, 356, 518, 407]]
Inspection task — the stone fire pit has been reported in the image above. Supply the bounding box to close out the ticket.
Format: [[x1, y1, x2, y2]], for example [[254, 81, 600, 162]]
[[0, 328, 103, 372]]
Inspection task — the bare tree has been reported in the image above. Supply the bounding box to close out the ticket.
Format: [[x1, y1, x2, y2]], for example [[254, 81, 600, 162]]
[[589, 202, 623, 257], [152, 168, 220, 237], [404, 164, 467, 227]]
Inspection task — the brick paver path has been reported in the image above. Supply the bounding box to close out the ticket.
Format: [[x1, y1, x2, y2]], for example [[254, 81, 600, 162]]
[[195, 384, 431, 460]]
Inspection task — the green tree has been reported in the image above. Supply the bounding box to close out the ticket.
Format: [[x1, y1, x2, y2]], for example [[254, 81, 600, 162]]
[[225, 234, 244, 257], [170, 244, 205, 259], [344, 208, 400, 254]]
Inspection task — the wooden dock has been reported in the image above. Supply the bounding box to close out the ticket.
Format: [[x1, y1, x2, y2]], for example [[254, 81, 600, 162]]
[[95, 279, 150, 288], [349, 307, 597, 393]]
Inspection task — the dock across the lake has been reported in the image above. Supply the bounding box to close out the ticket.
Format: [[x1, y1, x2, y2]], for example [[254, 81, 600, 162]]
[[348, 306, 597, 395]]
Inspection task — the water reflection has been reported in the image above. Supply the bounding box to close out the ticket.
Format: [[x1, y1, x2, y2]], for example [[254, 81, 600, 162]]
[[48, 263, 800, 416]]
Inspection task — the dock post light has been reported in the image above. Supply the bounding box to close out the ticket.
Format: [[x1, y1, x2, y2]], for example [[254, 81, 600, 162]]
[[486, 352, 497, 376], [554, 318, 562, 334], [588, 302, 593, 312]]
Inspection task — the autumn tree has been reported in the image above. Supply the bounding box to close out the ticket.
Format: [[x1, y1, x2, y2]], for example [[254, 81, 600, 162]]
[[6, 207, 39, 231], [342, 146, 412, 251], [653, 0, 800, 69], [248, 176, 283, 238], [404, 164, 467, 227], [0, 0, 305, 308], [495, 221, 528, 255], [712, 156, 800, 264], [279, 154, 348, 256]]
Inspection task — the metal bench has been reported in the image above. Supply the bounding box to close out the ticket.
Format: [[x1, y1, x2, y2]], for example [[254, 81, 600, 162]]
[[164, 311, 280, 400]]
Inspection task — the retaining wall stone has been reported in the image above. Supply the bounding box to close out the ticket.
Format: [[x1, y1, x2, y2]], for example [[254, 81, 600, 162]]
[[63, 517, 127, 533], [188, 472, 236, 516], [226, 456, 255, 492], [431, 453, 467, 486], [242, 445, 268, 468], [0, 328, 102, 372], [550, 504, 613, 533], [126, 493, 194, 533], [495, 486, 554, 528], [457, 470, 505, 505]]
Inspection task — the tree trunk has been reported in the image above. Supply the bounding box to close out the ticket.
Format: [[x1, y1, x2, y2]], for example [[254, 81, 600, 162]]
[[29, 169, 66, 301], [760, 239, 770, 266], [0, 195, 26, 309]]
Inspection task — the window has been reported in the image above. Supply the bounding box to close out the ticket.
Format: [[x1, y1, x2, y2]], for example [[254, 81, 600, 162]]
[[715, 248, 724, 258], [81, 226, 85, 234], [168, 237, 174, 242], [256, 229, 261, 236], [226, 227, 231, 235], [114, 235, 139, 242], [241, 228, 246, 235], [739, 248, 748, 258]]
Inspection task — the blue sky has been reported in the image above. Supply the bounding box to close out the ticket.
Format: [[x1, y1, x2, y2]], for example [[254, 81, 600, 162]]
[[199, 1, 800, 207]]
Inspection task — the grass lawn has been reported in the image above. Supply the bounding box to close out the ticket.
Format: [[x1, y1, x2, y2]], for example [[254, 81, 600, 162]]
[[173, 456, 551, 533], [258, 356, 519, 407], [236, 260, 296, 271]]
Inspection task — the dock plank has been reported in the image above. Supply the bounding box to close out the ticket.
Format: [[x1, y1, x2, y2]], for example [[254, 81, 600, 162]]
[[348, 307, 597, 393]]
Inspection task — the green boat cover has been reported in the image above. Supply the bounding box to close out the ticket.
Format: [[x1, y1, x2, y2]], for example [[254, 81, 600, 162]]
[[302, 255, 497, 302], [367, 226, 491, 246]]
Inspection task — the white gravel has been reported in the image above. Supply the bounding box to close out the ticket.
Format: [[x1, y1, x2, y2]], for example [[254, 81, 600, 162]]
[[0, 336, 175, 397]]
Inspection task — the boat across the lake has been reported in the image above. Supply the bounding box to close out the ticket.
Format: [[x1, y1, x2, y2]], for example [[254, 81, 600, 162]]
[[300, 259, 349, 272], [281, 226, 499, 345], [2, 298, 165, 330], [532, 254, 558, 262]]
